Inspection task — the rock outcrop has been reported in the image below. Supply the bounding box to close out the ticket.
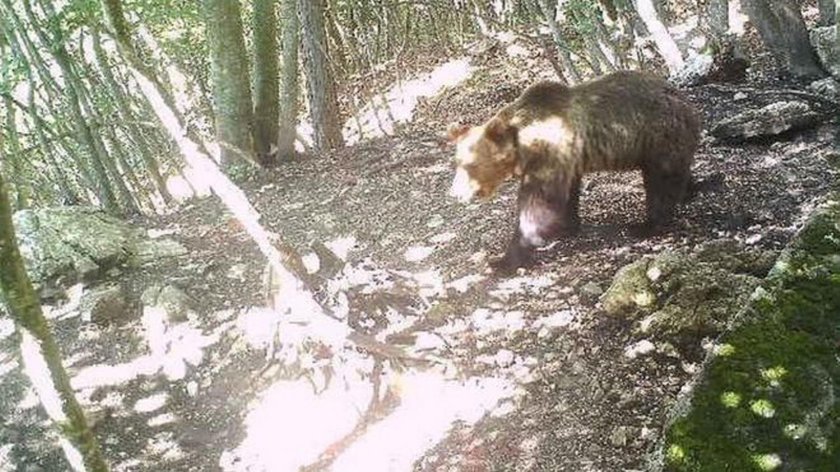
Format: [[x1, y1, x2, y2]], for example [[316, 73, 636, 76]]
[[650, 197, 840, 471]]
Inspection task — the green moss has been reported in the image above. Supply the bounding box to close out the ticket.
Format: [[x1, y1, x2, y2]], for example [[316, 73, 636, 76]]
[[663, 203, 840, 472]]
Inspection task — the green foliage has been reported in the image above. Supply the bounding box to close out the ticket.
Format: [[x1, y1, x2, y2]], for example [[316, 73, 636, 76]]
[[563, 0, 602, 36], [60, 0, 102, 32], [0, 48, 26, 94]]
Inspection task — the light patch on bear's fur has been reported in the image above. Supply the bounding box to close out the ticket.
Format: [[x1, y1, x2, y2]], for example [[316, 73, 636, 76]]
[[454, 127, 486, 165], [517, 117, 571, 148], [519, 210, 547, 247], [449, 167, 479, 202]]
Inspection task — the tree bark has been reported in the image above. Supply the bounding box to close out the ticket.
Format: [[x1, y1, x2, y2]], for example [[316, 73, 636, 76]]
[[277, 0, 300, 161], [25, 81, 80, 205], [700, 0, 729, 45], [2, 95, 30, 210], [203, 0, 255, 167], [323, 0, 349, 77], [92, 29, 172, 204], [252, 0, 280, 166], [536, 0, 581, 83], [741, 0, 826, 79], [0, 170, 109, 471], [17, 0, 122, 214], [818, 0, 835, 26], [634, 0, 685, 74], [836, 0, 840, 32], [299, 0, 344, 151]]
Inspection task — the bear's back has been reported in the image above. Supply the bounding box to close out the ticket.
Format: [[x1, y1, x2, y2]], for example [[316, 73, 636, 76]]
[[509, 72, 700, 173]]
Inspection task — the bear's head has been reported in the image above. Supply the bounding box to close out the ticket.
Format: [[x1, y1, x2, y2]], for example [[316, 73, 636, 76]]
[[447, 117, 519, 202]]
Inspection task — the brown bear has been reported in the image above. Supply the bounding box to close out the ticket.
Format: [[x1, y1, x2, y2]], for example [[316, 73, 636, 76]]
[[448, 70, 701, 273]]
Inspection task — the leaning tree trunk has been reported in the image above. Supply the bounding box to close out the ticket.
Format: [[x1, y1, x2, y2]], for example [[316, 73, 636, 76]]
[[277, 0, 300, 161], [0, 169, 109, 471], [2, 95, 30, 210], [252, 0, 280, 166], [73, 71, 141, 216], [99, 0, 330, 320], [203, 0, 255, 168], [299, 0, 345, 151], [92, 29, 172, 204], [699, 0, 730, 46], [16, 0, 121, 214], [25, 82, 80, 205], [536, 0, 581, 83], [741, 0, 826, 79], [634, 0, 685, 74]]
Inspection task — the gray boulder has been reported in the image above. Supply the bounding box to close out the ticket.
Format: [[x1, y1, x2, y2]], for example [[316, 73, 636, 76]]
[[13, 207, 139, 295], [12, 206, 187, 298], [601, 240, 776, 342], [710, 101, 822, 142], [810, 26, 840, 80], [671, 53, 714, 87], [671, 37, 748, 87], [809, 77, 840, 103]]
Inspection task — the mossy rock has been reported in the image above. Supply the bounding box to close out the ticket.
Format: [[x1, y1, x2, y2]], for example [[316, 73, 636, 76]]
[[601, 240, 774, 342], [659, 199, 840, 472], [13, 207, 140, 293]]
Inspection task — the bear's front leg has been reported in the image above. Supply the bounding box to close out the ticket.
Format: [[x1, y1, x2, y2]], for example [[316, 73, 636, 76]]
[[489, 227, 536, 274], [490, 193, 564, 274]]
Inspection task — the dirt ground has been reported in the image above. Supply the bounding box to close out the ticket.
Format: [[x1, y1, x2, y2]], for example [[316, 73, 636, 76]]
[[2, 33, 838, 472]]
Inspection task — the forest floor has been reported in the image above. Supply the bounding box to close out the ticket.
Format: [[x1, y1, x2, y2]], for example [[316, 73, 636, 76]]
[[3, 33, 839, 472]]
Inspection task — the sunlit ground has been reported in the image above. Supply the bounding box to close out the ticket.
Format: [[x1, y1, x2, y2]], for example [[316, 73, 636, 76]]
[[345, 58, 474, 145], [21, 243, 587, 471], [295, 58, 474, 150], [219, 372, 515, 471]]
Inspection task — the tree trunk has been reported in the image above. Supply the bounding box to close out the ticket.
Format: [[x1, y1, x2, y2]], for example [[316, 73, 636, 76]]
[[592, 11, 624, 69], [0, 170, 109, 471], [18, 0, 122, 214], [836, 0, 840, 33], [203, 0, 255, 167], [277, 0, 300, 161], [92, 29, 172, 204], [634, 0, 685, 74], [2, 95, 30, 210], [700, 0, 729, 45], [818, 0, 835, 26], [323, 0, 349, 76], [26, 81, 80, 205], [299, 0, 344, 151], [741, 0, 826, 79], [536, 0, 581, 83], [252, 0, 280, 166], [73, 67, 141, 216], [104, 126, 153, 210]]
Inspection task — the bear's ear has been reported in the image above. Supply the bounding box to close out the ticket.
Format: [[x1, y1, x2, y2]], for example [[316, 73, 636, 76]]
[[446, 123, 471, 142], [484, 117, 516, 145]]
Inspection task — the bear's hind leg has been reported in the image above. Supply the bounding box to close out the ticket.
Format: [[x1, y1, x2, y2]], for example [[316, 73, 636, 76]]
[[641, 163, 691, 229], [560, 175, 582, 233]]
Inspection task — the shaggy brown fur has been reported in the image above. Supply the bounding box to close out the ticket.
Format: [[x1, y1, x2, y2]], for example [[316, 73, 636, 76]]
[[448, 71, 701, 273]]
